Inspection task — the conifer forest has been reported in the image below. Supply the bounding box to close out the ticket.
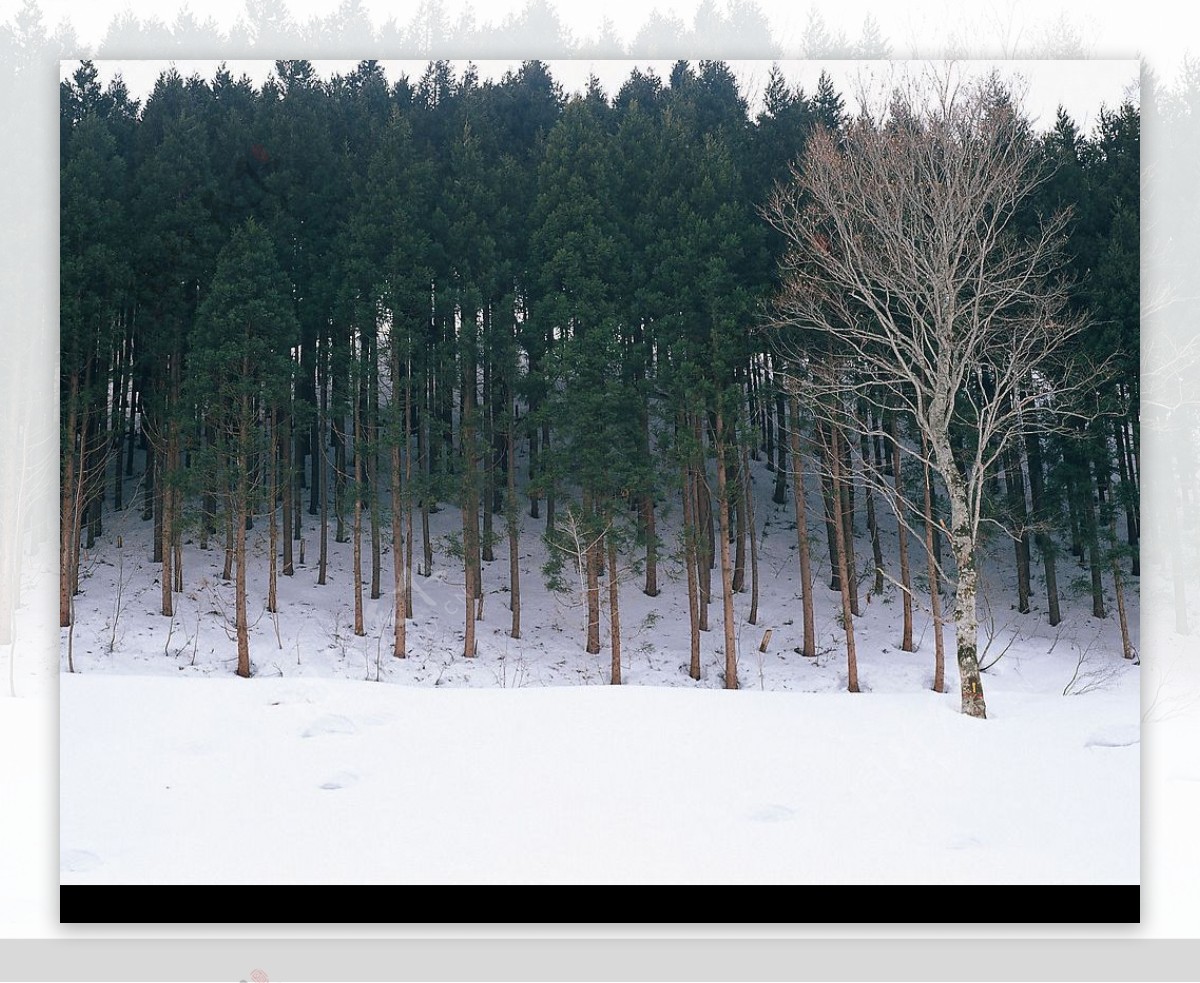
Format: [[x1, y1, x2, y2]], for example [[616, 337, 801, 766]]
[[60, 58, 1140, 723]]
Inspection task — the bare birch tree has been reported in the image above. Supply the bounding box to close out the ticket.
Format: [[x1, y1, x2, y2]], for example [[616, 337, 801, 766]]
[[766, 70, 1087, 718]]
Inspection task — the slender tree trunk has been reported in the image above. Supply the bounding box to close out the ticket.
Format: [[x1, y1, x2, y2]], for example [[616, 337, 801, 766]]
[[1084, 472, 1106, 619], [818, 422, 840, 593], [607, 517, 621, 685], [482, 311, 496, 565], [282, 412, 294, 576], [60, 375, 79, 628], [462, 339, 479, 658], [528, 422, 540, 519], [142, 429, 155, 522], [922, 442, 945, 693], [368, 336, 381, 602], [732, 450, 746, 593], [584, 492, 601, 656], [772, 392, 788, 504], [682, 452, 701, 681], [353, 388, 365, 637], [391, 435, 406, 658], [112, 330, 127, 512], [267, 418, 278, 615], [421, 400, 432, 578], [789, 398, 816, 658], [1109, 507, 1134, 659], [841, 436, 860, 617], [743, 442, 759, 626], [1004, 444, 1032, 614], [318, 362, 329, 586], [152, 445, 164, 565], [404, 353, 415, 614], [543, 422, 555, 536], [695, 415, 712, 631], [507, 408, 521, 640], [861, 434, 885, 597], [1114, 418, 1139, 575], [235, 392, 251, 678], [829, 425, 858, 693], [223, 484, 234, 582], [715, 409, 738, 690], [889, 415, 913, 652], [1024, 430, 1061, 626], [642, 493, 658, 597]]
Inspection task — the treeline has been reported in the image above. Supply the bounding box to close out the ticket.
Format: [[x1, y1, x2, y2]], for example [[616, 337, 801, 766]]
[[60, 59, 1138, 696]]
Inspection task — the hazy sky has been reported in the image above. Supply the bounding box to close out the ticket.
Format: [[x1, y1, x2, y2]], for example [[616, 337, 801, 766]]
[[67, 58, 1137, 134], [20, 0, 1200, 82]]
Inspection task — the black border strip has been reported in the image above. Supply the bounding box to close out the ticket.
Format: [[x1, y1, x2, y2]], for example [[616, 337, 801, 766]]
[[60, 884, 1140, 925]]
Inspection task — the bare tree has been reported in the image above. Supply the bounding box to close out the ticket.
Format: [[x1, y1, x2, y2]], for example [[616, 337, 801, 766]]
[[766, 69, 1086, 718]]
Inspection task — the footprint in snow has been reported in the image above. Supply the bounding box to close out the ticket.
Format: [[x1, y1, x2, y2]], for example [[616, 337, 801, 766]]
[[1085, 724, 1139, 749], [749, 803, 796, 823], [319, 770, 359, 791], [301, 714, 358, 738], [61, 849, 103, 873]]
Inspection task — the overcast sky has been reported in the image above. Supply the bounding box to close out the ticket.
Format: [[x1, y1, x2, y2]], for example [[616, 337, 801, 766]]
[[66, 58, 1137, 134]]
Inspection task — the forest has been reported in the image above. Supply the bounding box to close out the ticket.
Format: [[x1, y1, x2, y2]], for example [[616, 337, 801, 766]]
[[59, 58, 1140, 719]]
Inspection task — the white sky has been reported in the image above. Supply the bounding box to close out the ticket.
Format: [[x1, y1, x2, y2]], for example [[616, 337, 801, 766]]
[[18, 0, 1200, 79], [66, 58, 1137, 134]]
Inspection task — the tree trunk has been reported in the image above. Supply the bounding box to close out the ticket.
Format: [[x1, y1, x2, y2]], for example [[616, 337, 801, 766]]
[[889, 415, 913, 652], [142, 431, 155, 522], [829, 425, 858, 693], [543, 421, 555, 536], [391, 437, 406, 658], [818, 423, 840, 593], [732, 449, 746, 593], [682, 455, 702, 681], [353, 390, 365, 637], [235, 395, 251, 678], [695, 416, 712, 631], [223, 486, 234, 582], [60, 375, 79, 628], [1109, 507, 1134, 659], [268, 419, 278, 615], [922, 442, 945, 693], [405, 354, 415, 615], [715, 409, 738, 690], [421, 401, 432, 578], [743, 442, 759, 626], [861, 433, 885, 597], [507, 404, 521, 640], [318, 365, 329, 586], [462, 338, 480, 656], [1114, 418, 1139, 576], [282, 413, 294, 576], [789, 398, 816, 658], [607, 517, 621, 685], [1004, 444, 1032, 614], [943, 468, 986, 719], [642, 493, 659, 597], [1084, 473, 1106, 619], [772, 392, 788, 505], [585, 493, 601, 656], [841, 437, 860, 617], [1024, 430, 1061, 627]]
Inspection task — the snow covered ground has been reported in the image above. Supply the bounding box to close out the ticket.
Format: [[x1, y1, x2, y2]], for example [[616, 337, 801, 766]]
[[59, 454, 1140, 884], [60, 672, 1137, 885]]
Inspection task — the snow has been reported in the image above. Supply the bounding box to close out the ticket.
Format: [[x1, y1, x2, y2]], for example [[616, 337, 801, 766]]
[[58, 451, 1140, 884], [61, 672, 1137, 885]]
